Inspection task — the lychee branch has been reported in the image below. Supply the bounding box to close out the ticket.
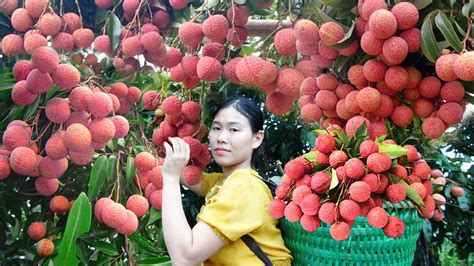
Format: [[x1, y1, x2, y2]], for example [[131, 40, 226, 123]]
[[461, 17, 472, 52]]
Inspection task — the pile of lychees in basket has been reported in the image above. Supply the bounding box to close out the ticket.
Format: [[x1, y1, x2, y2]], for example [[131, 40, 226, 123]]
[[268, 124, 448, 241]]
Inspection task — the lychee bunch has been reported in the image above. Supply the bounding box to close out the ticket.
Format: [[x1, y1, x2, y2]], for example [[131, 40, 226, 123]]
[[94, 197, 139, 235], [270, 127, 446, 240]]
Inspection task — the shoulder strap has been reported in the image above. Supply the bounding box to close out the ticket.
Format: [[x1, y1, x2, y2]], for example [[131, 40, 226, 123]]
[[255, 176, 278, 197], [241, 235, 273, 266]]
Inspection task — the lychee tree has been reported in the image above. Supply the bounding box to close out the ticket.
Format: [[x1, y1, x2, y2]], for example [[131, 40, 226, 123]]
[[0, 0, 472, 265]]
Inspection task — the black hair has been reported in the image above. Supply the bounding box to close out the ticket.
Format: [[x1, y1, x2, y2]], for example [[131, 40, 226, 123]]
[[212, 97, 265, 166]]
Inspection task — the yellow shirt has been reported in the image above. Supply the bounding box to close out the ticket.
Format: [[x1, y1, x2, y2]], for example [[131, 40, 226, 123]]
[[197, 168, 292, 266]]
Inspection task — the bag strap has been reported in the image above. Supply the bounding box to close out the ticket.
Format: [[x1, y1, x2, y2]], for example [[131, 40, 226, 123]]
[[241, 234, 273, 266]]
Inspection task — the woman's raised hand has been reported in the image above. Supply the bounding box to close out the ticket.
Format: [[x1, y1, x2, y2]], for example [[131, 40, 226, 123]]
[[162, 137, 191, 182]]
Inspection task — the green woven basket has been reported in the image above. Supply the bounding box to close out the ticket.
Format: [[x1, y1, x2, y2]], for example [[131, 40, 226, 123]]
[[279, 201, 423, 266]]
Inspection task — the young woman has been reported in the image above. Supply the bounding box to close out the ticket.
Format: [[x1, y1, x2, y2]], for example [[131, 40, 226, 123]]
[[161, 97, 292, 265]]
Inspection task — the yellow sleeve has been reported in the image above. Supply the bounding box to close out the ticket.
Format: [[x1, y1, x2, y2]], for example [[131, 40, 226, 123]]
[[198, 172, 223, 197], [197, 176, 265, 242]]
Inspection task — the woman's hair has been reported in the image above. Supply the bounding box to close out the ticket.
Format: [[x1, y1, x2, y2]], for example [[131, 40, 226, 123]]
[[212, 97, 265, 166]]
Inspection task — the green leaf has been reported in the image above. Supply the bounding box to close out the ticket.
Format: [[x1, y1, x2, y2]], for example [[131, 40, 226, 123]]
[[234, 0, 246, 4], [421, 12, 442, 63], [106, 13, 122, 53], [128, 233, 162, 254], [321, 0, 357, 9], [329, 169, 339, 190], [106, 155, 117, 183], [94, 241, 119, 256], [125, 156, 136, 187], [333, 55, 351, 73], [207, 0, 220, 8], [55, 193, 92, 265], [329, 21, 355, 50], [302, 151, 318, 162], [136, 256, 171, 265], [398, 179, 424, 206], [413, 0, 433, 9], [354, 122, 367, 140], [334, 129, 350, 147], [377, 143, 410, 159], [0, 105, 26, 129], [146, 208, 162, 226], [88, 155, 109, 201], [311, 7, 350, 31], [462, 0, 474, 17], [434, 12, 463, 52]]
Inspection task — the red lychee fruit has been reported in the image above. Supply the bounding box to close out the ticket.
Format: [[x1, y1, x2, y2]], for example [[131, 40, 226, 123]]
[[368, 9, 397, 39], [383, 216, 405, 238], [268, 199, 286, 219], [385, 184, 407, 203], [367, 206, 388, 228], [319, 22, 344, 45]]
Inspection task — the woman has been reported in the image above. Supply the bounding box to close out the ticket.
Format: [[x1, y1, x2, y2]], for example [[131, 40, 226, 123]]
[[161, 97, 292, 265]]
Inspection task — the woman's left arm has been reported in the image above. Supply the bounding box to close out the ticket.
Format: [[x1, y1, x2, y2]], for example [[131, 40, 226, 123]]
[[162, 138, 225, 265]]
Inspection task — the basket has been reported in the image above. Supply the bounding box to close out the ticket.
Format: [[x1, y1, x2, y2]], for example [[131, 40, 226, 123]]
[[279, 201, 423, 266]]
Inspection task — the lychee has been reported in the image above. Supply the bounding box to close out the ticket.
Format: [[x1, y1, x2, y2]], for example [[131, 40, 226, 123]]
[[385, 184, 407, 203], [28, 222, 46, 240], [367, 206, 388, 228]]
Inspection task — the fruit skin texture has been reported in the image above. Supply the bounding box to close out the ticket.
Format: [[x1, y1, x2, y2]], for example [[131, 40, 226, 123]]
[[330, 222, 351, 241], [64, 123, 92, 152], [367, 206, 388, 228], [391, 2, 419, 30], [339, 199, 360, 221], [235, 56, 278, 87], [9, 147, 37, 176], [310, 171, 331, 194], [197, 56, 223, 82], [294, 19, 319, 44], [357, 87, 381, 112], [227, 6, 249, 26], [284, 201, 303, 222], [451, 186, 464, 197], [382, 36, 408, 65], [28, 222, 47, 240], [391, 105, 413, 127], [45, 98, 71, 124], [344, 158, 366, 180], [422, 117, 445, 139], [268, 199, 287, 219], [319, 22, 344, 45], [31, 46, 60, 74], [437, 102, 463, 126], [202, 15, 229, 42], [435, 54, 459, 81], [367, 152, 392, 173], [453, 51, 474, 81], [53, 64, 81, 90], [349, 181, 371, 202], [274, 29, 297, 56], [368, 9, 397, 39], [385, 184, 407, 203], [300, 214, 321, 232], [315, 133, 335, 154], [383, 216, 405, 238], [178, 22, 203, 50], [36, 238, 55, 257], [50, 195, 70, 214], [116, 210, 139, 235]]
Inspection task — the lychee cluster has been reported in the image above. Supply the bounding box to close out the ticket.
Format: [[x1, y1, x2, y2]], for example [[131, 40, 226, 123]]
[[269, 127, 447, 241], [94, 196, 142, 235], [288, 2, 467, 141], [151, 96, 211, 172], [10, 46, 80, 106]]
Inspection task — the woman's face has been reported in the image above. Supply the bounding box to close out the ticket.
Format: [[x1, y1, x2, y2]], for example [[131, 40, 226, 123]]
[[208, 106, 263, 172]]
